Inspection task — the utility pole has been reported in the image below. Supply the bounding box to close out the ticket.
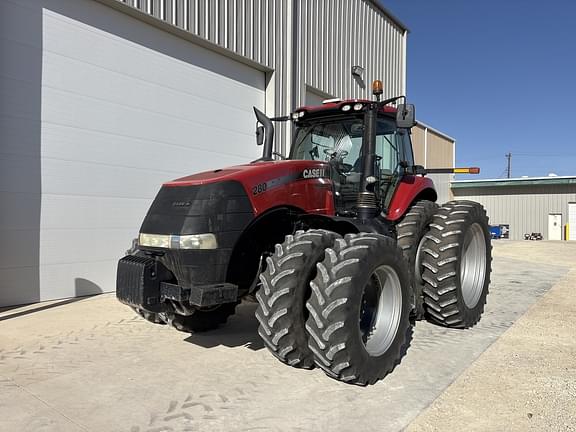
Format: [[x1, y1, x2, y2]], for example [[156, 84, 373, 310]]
[[506, 152, 512, 178]]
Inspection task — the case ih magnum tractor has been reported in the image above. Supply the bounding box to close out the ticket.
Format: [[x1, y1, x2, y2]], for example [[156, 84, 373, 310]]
[[117, 81, 491, 385]]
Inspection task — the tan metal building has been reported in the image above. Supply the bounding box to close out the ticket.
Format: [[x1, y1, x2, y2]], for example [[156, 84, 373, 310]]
[[452, 176, 576, 241], [411, 122, 456, 204]]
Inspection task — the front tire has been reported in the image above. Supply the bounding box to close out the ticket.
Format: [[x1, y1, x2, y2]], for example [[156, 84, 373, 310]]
[[305, 234, 413, 385], [256, 229, 339, 369], [131, 307, 167, 324], [421, 201, 492, 328]]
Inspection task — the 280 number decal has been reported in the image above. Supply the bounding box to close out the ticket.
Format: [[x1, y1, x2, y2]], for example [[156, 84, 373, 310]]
[[252, 182, 267, 195]]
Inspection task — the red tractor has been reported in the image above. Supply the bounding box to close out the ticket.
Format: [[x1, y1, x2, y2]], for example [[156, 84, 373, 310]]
[[117, 81, 491, 385]]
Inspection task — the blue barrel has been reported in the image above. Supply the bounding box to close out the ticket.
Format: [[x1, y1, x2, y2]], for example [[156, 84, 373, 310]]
[[489, 225, 502, 239]]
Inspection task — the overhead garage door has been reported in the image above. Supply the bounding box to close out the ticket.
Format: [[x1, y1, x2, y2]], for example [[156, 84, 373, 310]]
[[0, 0, 265, 306]]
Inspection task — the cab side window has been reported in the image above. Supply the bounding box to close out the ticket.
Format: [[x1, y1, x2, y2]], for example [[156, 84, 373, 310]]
[[374, 118, 400, 178], [399, 130, 415, 167]]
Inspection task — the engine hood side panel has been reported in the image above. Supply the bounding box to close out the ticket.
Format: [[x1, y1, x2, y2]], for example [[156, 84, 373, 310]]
[[164, 160, 336, 217]]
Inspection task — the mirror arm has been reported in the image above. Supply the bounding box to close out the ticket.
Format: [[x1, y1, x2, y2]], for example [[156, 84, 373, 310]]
[[270, 115, 291, 122], [377, 95, 405, 108]]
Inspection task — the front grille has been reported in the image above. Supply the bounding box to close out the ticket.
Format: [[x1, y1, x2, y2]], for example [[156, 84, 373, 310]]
[[138, 181, 255, 287], [140, 181, 253, 240]]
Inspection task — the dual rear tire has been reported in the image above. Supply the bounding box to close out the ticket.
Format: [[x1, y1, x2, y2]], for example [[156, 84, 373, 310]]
[[420, 201, 492, 328], [395, 200, 492, 328]]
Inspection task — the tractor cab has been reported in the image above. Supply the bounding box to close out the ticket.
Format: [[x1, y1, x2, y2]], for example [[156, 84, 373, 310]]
[[289, 98, 415, 216], [252, 79, 423, 221]]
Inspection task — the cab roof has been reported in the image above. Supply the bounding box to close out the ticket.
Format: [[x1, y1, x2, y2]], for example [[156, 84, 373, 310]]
[[295, 99, 398, 117]]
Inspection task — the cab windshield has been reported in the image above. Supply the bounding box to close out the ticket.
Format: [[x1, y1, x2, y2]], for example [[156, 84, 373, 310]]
[[290, 116, 400, 175]]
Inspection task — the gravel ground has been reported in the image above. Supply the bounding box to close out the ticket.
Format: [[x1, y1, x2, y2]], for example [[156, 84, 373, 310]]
[[0, 241, 574, 431], [407, 241, 576, 432]]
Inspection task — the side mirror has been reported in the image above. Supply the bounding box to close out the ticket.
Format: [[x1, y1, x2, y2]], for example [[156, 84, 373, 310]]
[[396, 104, 416, 128], [412, 165, 427, 175], [256, 125, 264, 146]]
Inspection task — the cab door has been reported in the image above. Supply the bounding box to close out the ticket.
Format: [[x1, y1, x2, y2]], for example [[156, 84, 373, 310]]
[[374, 117, 403, 210]]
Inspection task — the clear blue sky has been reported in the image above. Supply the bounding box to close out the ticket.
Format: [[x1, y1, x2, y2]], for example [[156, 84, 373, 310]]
[[384, 0, 576, 178]]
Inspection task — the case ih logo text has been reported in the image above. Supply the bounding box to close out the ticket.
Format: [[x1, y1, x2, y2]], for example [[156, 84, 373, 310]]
[[302, 168, 327, 179]]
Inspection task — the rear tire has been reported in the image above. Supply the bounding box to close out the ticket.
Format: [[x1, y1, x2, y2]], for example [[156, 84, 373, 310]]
[[421, 201, 492, 328], [256, 229, 339, 369], [166, 303, 237, 333], [305, 233, 413, 385], [396, 200, 438, 319]]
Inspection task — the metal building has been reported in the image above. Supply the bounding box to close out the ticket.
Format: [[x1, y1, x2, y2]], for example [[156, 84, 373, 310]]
[[452, 176, 576, 241], [0, 0, 453, 307], [412, 121, 455, 204]]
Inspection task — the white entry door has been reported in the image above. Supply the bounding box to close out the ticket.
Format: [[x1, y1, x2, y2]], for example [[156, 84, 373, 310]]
[[548, 214, 562, 240], [569, 204, 576, 241]]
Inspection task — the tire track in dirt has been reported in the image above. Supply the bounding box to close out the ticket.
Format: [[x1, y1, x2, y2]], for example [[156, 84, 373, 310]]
[[125, 387, 314, 432], [0, 316, 170, 384]]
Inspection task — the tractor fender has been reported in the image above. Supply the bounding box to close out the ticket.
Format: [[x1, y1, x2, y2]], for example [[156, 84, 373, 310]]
[[297, 213, 360, 236], [226, 205, 305, 295], [387, 176, 437, 221]]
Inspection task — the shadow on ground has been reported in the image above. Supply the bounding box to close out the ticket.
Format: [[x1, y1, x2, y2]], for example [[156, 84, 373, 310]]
[[183, 302, 264, 351], [0, 293, 103, 322]]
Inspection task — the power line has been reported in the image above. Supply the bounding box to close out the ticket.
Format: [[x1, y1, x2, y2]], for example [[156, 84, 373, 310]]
[[512, 153, 576, 157]]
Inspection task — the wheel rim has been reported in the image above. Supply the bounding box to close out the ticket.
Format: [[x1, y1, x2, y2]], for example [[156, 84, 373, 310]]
[[359, 265, 403, 357], [460, 223, 487, 308], [414, 235, 428, 285]]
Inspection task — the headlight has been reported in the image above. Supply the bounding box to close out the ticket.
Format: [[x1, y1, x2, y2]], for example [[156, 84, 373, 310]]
[[353, 103, 363, 111], [178, 234, 218, 250], [138, 233, 170, 248], [138, 233, 218, 250]]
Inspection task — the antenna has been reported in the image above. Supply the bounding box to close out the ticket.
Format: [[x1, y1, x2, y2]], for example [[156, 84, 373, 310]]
[[506, 152, 512, 178]]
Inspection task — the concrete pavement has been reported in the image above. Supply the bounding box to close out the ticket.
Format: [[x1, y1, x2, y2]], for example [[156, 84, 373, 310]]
[[0, 241, 574, 431]]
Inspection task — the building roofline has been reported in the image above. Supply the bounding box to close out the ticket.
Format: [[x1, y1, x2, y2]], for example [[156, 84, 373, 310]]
[[370, 1, 410, 33], [452, 176, 576, 189], [416, 120, 456, 143]]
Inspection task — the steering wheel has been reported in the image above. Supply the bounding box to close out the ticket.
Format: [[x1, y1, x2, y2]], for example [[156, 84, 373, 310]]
[[324, 149, 352, 174], [324, 148, 349, 159]]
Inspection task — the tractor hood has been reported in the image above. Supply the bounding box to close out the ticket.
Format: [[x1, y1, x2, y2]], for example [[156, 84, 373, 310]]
[[137, 159, 334, 287], [163, 160, 331, 188], [140, 159, 332, 237]]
